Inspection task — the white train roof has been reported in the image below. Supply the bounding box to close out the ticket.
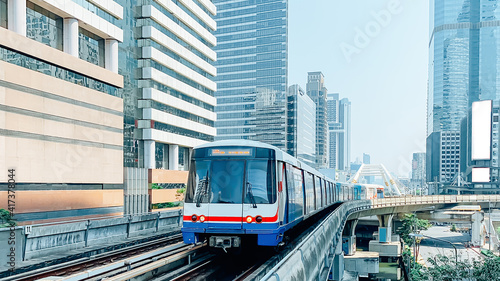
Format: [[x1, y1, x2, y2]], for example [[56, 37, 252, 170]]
[[195, 140, 329, 180]]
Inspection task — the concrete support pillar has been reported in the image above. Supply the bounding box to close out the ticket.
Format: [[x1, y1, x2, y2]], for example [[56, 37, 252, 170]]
[[144, 140, 155, 169], [169, 144, 179, 171], [471, 211, 484, 247], [342, 219, 358, 256], [329, 241, 344, 281], [377, 214, 394, 243], [8, 0, 26, 36], [63, 18, 79, 57], [105, 39, 119, 73]]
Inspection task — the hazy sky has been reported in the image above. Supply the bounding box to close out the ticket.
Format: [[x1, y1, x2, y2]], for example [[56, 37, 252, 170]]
[[289, 0, 429, 176]]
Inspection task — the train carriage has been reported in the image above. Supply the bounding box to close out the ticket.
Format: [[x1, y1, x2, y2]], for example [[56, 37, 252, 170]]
[[182, 140, 380, 250]]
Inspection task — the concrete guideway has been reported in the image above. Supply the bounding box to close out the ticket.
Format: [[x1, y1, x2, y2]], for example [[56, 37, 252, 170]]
[[257, 195, 500, 281]]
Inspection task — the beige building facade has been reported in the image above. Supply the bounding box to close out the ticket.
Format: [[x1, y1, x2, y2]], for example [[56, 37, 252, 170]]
[[0, 0, 124, 223]]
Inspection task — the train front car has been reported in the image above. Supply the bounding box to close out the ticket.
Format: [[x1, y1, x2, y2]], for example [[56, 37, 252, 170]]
[[182, 142, 281, 250]]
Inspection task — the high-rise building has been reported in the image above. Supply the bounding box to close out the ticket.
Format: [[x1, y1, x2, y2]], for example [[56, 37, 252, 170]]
[[328, 93, 339, 169], [119, 0, 217, 213], [0, 0, 124, 222], [0, 0, 218, 221], [213, 0, 288, 150], [427, 131, 460, 193], [428, 1, 500, 189], [339, 98, 351, 170], [411, 152, 426, 193], [327, 93, 351, 171], [307, 72, 328, 169], [287, 84, 316, 167], [363, 153, 373, 184], [460, 100, 500, 193], [363, 153, 371, 165]]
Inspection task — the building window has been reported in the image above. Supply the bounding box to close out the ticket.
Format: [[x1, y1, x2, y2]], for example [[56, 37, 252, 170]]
[[26, 2, 63, 50], [0, 0, 6, 28], [178, 147, 190, 171], [79, 28, 105, 67], [154, 142, 169, 169]]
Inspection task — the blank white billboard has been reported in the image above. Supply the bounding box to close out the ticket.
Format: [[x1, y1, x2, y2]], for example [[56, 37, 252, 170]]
[[471, 167, 490, 183], [471, 100, 492, 160]]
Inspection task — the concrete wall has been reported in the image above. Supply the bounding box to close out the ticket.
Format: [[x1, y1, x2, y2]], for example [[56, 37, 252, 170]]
[[0, 209, 181, 265], [0, 226, 25, 271], [261, 200, 371, 281], [149, 169, 188, 184]]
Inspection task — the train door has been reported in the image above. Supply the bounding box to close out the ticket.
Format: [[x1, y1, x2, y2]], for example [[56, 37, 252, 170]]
[[314, 176, 322, 209], [324, 180, 328, 205], [278, 162, 287, 225], [208, 160, 245, 229]]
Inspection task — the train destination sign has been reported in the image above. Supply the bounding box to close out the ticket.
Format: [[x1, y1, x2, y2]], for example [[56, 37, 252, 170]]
[[209, 148, 253, 156]]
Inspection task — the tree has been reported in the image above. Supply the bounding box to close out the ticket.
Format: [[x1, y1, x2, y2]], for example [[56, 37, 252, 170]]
[[414, 254, 500, 281], [0, 208, 16, 228], [398, 213, 431, 245]]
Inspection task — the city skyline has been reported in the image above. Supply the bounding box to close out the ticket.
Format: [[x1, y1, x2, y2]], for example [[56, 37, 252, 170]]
[[289, 1, 429, 176]]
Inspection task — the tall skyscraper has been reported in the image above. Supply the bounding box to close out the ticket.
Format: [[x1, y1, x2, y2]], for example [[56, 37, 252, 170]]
[[307, 72, 328, 169], [339, 98, 351, 170], [287, 84, 316, 167], [327, 93, 351, 171], [213, 0, 288, 150], [428, 1, 500, 188], [119, 0, 217, 213], [363, 153, 373, 183], [411, 152, 426, 193], [125, 0, 217, 170]]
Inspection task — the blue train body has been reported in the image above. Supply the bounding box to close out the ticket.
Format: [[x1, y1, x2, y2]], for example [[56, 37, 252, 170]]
[[181, 140, 382, 249]]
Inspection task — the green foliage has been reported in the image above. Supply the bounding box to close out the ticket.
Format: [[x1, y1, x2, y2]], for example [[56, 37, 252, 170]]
[[151, 183, 162, 189], [398, 213, 431, 245], [152, 202, 182, 209], [451, 223, 457, 232], [0, 208, 16, 228], [413, 254, 500, 281], [177, 188, 186, 194]]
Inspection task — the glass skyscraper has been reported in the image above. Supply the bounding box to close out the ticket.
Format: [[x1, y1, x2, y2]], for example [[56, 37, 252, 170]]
[[428, 0, 500, 185], [213, 0, 288, 150], [428, 0, 500, 134]]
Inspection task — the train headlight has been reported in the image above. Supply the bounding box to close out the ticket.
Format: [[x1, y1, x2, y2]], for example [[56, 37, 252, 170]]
[[255, 216, 263, 223], [191, 215, 197, 222], [199, 215, 206, 222], [246, 216, 253, 223]]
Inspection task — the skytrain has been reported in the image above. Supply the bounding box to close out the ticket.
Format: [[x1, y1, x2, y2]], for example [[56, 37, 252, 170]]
[[181, 140, 383, 250]]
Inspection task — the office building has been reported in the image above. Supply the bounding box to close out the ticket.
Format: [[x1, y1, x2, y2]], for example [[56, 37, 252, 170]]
[[213, 0, 288, 150], [0, 0, 219, 221], [426, 131, 460, 194], [363, 153, 373, 184], [411, 152, 426, 194], [307, 72, 328, 169], [287, 84, 316, 167], [0, 0, 124, 222], [460, 100, 500, 193], [120, 0, 217, 214], [427, 0, 500, 188], [327, 93, 351, 171]]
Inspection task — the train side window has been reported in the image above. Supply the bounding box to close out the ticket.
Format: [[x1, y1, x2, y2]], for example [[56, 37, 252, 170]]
[[314, 176, 322, 208], [305, 172, 315, 211], [245, 160, 276, 204]]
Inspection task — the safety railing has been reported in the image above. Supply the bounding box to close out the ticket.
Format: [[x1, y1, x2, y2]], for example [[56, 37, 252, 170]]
[[372, 195, 500, 208]]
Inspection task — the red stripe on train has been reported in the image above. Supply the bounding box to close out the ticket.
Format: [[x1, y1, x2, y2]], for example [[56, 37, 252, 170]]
[[183, 209, 279, 223]]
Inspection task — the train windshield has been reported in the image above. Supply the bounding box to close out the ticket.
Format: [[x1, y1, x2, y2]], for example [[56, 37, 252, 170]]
[[185, 159, 276, 204]]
